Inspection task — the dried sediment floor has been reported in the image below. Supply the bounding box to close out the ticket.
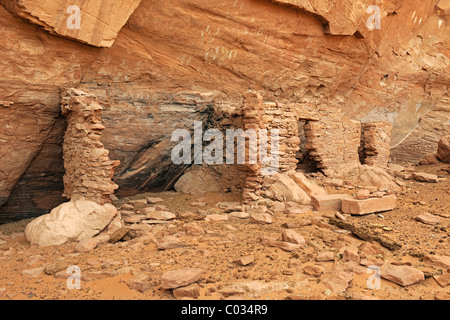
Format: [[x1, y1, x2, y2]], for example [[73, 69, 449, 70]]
[[0, 165, 448, 300]]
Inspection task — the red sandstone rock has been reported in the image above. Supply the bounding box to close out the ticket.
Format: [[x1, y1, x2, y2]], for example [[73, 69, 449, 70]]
[[379, 264, 424, 287], [250, 213, 273, 225], [260, 236, 301, 252], [3, 0, 143, 47], [183, 223, 205, 237], [437, 135, 450, 163], [0, 0, 448, 222], [362, 122, 393, 168], [342, 246, 360, 262], [235, 255, 255, 266], [173, 283, 201, 299], [341, 195, 397, 215], [316, 251, 335, 262], [303, 265, 324, 277], [418, 153, 440, 165], [311, 194, 354, 212], [416, 213, 441, 225], [434, 273, 450, 287], [281, 229, 306, 246], [423, 255, 450, 269], [412, 172, 439, 183], [160, 268, 204, 290]]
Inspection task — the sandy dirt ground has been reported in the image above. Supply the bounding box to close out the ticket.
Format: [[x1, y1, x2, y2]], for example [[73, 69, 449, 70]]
[[0, 164, 449, 301]]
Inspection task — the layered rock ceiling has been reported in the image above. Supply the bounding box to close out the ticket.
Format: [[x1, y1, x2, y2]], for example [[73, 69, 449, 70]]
[[0, 0, 449, 222]]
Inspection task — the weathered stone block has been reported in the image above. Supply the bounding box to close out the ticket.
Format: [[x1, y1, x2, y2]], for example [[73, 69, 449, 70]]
[[311, 194, 354, 211], [341, 195, 397, 215]]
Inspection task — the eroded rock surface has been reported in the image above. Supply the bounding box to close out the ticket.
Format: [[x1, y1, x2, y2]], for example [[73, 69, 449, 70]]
[[1, 0, 143, 47], [0, 0, 448, 222]]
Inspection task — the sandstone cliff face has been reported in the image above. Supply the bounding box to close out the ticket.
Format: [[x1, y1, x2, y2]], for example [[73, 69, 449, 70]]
[[0, 0, 448, 222], [1, 0, 143, 47]]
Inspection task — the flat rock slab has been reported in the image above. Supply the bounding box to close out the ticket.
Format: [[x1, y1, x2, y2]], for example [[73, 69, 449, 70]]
[[311, 194, 354, 211], [281, 229, 306, 246], [173, 283, 201, 299], [260, 237, 301, 252], [160, 268, 204, 289], [316, 251, 335, 262], [230, 211, 250, 219], [235, 255, 255, 266], [416, 213, 441, 225], [146, 197, 165, 204], [341, 195, 397, 215], [424, 255, 450, 268], [322, 270, 353, 293], [412, 172, 439, 183], [147, 211, 176, 221], [129, 199, 148, 206], [250, 213, 273, 224], [205, 214, 229, 222], [434, 273, 450, 287], [380, 264, 424, 287], [109, 227, 131, 244]]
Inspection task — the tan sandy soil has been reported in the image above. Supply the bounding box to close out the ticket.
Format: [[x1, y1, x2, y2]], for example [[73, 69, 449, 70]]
[[0, 164, 448, 300]]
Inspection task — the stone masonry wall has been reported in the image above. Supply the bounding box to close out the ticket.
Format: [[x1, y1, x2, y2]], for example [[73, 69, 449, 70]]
[[362, 121, 393, 168], [61, 88, 120, 205], [241, 91, 265, 204]]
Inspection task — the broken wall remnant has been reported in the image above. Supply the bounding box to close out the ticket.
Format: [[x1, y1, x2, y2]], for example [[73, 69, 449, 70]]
[[25, 88, 122, 247], [301, 105, 362, 176], [241, 92, 301, 204], [296, 105, 393, 175], [264, 102, 300, 173], [362, 122, 393, 168], [241, 91, 265, 204], [61, 88, 120, 204], [240, 93, 395, 205]]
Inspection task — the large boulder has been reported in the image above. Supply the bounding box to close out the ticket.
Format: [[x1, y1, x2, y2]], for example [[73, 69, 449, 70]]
[[289, 171, 327, 197], [174, 167, 222, 194], [336, 165, 403, 193], [437, 135, 450, 163], [25, 199, 118, 247], [265, 173, 311, 204]]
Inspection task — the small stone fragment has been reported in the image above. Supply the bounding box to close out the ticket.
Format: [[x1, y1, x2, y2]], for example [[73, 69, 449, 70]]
[[205, 214, 229, 223], [160, 268, 204, 289], [416, 213, 441, 225], [281, 229, 306, 246], [316, 251, 335, 262], [250, 213, 273, 224], [303, 265, 324, 277], [412, 172, 439, 183], [235, 255, 255, 266], [379, 264, 424, 287], [173, 283, 201, 299]]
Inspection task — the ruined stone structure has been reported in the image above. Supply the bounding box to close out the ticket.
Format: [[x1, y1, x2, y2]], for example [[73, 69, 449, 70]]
[[241, 91, 265, 204], [61, 88, 120, 205], [362, 122, 393, 169], [1, 0, 448, 222], [301, 106, 362, 176], [240, 92, 394, 204], [264, 102, 300, 173]]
